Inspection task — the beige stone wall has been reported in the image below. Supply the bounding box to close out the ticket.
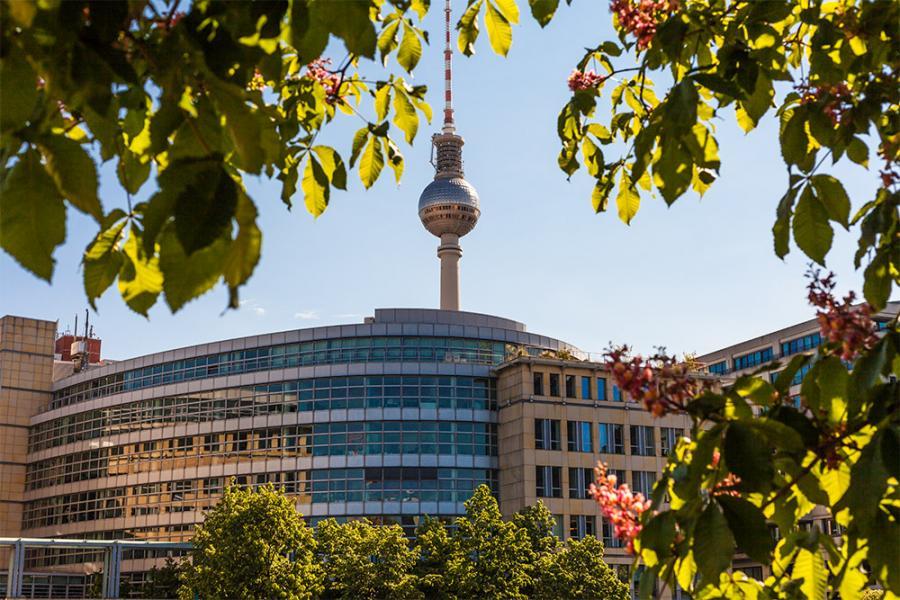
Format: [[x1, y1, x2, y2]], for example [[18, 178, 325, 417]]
[[1, 316, 56, 547], [496, 356, 693, 582]]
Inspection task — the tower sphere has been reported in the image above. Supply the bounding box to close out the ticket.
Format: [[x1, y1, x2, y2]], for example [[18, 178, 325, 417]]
[[418, 176, 481, 238]]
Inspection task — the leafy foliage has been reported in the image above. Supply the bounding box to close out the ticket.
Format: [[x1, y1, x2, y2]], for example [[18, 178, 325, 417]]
[[178, 483, 625, 600], [593, 268, 899, 599], [179, 483, 322, 600], [315, 518, 420, 599], [548, 0, 898, 313], [0, 0, 433, 313]]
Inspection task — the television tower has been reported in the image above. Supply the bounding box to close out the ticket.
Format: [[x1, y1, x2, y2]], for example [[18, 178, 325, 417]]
[[418, 0, 480, 311]]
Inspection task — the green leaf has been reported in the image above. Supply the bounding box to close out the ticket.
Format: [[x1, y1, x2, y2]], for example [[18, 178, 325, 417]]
[[581, 137, 603, 177], [773, 186, 799, 259], [384, 138, 404, 184], [492, 0, 520, 23], [302, 154, 330, 217], [210, 82, 276, 175], [667, 80, 699, 134], [377, 18, 401, 64], [117, 227, 163, 316], [528, 0, 559, 26], [397, 23, 423, 73], [616, 174, 640, 225], [83, 219, 126, 309], [863, 251, 891, 310], [0, 150, 66, 281], [458, 0, 484, 56], [810, 174, 850, 228], [312, 146, 347, 191], [374, 84, 392, 122], [724, 422, 773, 491], [222, 192, 261, 306], [0, 46, 38, 131], [290, 0, 329, 62], [793, 549, 827, 600], [792, 185, 833, 266], [316, 0, 377, 59], [737, 72, 773, 132], [815, 356, 848, 424], [350, 127, 369, 167], [846, 137, 868, 167], [717, 496, 774, 563], [780, 110, 811, 167], [359, 135, 384, 188], [654, 140, 692, 205], [171, 161, 239, 255], [640, 511, 676, 555], [485, 1, 513, 56], [159, 227, 229, 312], [392, 86, 419, 144], [693, 503, 735, 584], [117, 149, 151, 195], [38, 136, 103, 221]]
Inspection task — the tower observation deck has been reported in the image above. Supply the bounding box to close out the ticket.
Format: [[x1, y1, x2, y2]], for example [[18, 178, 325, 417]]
[[418, 0, 480, 311]]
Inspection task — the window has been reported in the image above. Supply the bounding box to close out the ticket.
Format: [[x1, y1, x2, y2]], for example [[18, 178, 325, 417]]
[[601, 519, 623, 548], [632, 471, 655, 496], [565, 375, 576, 398], [733, 347, 774, 371], [535, 419, 561, 451], [792, 363, 812, 386], [569, 515, 596, 540], [549, 374, 560, 397], [551, 515, 564, 538], [781, 333, 821, 357], [536, 466, 562, 497], [581, 376, 592, 399], [567, 421, 593, 453], [533, 372, 544, 396], [612, 384, 622, 402], [707, 360, 728, 375], [569, 467, 594, 499], [630, 425, 655, 456], [660, 427, 683, 457], [598, 423, 624, 454], [597, 377, 607, 400]]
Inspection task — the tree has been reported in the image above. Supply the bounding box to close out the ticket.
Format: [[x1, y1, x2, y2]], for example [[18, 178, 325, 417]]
[[444, 485, 534, 599], [314, 518, 420, 600], [179, 483, 321, 600], [3, 1, 897, 596], [412, 516, 455, 600], [1, 1, 894, 315], [533, 536, 630, 600]]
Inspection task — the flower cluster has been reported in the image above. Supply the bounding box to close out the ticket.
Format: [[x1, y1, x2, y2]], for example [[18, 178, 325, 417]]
[[567, 69, 607, 92], [247, 69, 266, 91], [877, 141, 899, 189], [589, 463, 650, 554], [609, 0, 680, 49], [807, 270, 878, 361], [604, 346, 710, 417], [306, 58, 343, 104], [797, 82, 853, 125]]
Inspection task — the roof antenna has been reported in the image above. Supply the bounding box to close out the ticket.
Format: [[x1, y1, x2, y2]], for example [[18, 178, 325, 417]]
[[442, 0, 455, 134]]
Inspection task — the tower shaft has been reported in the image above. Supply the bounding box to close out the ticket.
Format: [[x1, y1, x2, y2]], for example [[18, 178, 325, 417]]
[[438, 234, 461, 310]]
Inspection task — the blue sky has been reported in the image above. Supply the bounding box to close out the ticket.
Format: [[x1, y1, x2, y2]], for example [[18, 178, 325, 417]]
[[0, 2, 882, 360]]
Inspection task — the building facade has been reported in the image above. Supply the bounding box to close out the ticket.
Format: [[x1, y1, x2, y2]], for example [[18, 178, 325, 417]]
[[3, 302, 898, 596]]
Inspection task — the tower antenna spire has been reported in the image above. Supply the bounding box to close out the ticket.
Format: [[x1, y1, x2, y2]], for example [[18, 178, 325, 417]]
[[442, 0, 455, 133], [418, 0, 480, 311]]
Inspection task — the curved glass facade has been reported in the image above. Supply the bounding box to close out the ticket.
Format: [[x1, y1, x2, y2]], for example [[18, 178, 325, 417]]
[[23, 309, 576, 545]]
